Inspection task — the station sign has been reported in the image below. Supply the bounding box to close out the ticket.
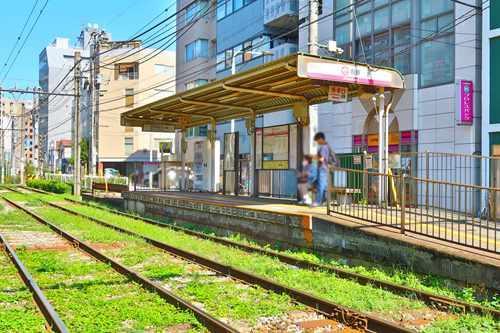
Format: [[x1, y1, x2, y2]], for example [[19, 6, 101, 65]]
[[328, 85, 348, 102], [456, 80, 473, 126], [297, 54, 405, 89]]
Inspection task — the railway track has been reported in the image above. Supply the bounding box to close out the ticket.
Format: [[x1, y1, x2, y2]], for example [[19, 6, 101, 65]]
[[4, 187, 415, 333], [47, 191, 500, 320], [0, 231, 69, 333], [1, 195, 237, 333]]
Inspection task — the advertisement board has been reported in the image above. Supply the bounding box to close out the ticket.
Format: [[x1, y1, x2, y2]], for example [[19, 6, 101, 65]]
[[456, 80, 474, 125]]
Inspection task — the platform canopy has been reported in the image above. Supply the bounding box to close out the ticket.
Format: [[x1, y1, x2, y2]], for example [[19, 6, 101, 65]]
[[121, 53, 405, 131]]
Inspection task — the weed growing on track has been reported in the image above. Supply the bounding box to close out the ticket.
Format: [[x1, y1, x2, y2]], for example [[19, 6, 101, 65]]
[[58, 201, 500, 332], [42, 205, 423, 316], [17, 250, 203, 333], [0, 205, 203, 333], [34, 206, 306, 325], [0, 252, 47, 333]]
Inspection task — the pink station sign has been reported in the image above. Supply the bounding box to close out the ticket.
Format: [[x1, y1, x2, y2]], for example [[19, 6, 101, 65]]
[[457, 80, 473, 125]]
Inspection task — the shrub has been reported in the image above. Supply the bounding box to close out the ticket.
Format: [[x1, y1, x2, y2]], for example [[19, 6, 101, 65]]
[[27, 179, 70, 194]]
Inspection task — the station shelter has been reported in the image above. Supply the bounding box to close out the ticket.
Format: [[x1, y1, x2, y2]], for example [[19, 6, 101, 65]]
[[121, 53, 405, 199]]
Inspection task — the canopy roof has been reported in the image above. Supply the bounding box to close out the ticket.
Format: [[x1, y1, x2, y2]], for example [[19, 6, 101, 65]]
[[121, 53, 405, 131]]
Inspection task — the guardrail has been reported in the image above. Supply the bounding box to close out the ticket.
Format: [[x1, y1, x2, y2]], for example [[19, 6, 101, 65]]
[[328, 166, 500, 253]]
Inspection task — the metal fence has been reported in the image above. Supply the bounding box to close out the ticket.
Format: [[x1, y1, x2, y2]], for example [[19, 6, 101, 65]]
[[328, 165, 500, 253]]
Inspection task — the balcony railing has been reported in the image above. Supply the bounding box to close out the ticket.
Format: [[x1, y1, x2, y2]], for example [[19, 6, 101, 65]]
[[264, 0, 299, 29]]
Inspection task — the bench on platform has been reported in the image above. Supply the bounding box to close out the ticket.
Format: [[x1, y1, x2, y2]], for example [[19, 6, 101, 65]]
[[92, 182, 128, 194], [329, 187, 361, 205]]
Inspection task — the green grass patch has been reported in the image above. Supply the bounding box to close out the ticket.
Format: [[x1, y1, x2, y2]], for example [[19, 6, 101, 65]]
[[34, 206, 304, 325], [0, 206, 203, 332], [60, 201, 500, 331], [0, 252, 47, 333]]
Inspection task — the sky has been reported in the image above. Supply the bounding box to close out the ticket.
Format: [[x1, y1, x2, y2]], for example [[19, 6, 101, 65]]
[[0, 0, 175, 89]]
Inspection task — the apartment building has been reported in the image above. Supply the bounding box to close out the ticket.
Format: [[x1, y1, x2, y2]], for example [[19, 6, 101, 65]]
[[38, 25, 103, 172], [0, 98, 36, 177], [482, 1, 500, 188], [94, 39, 176, 186]]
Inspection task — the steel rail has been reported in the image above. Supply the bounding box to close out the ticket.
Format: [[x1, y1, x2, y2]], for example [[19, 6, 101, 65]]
[[58, 194, 500, 320], [43, 200, 411, 333], [17, 186, 500, 319], [0, 232, 69, 333], [2, 196, 238, 333]]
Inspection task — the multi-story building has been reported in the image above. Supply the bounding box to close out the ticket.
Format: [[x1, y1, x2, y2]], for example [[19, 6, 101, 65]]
[[38, 25, 103, 172], [482, 0, 500, 188], [40, 25, 176, 185], [93, 39, 176, 186], [176, 0, 217, 92], [0, 98, 35, 177], [176, 0, 300, 194], [298, 0, 481, 179]]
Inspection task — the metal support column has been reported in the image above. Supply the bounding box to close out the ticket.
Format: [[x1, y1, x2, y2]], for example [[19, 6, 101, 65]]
[[180, 130, 187, 191], [246, 116, 256, 197]]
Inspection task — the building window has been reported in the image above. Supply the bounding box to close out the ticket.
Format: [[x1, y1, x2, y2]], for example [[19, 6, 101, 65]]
[[216, 35, 271, 72], [356, 13, 372, 37], [185, 0, 209, 24], [154, 64, 174, 76], [419, 0, 454, 87], [392, 0, 410, 26], [420, 0, 453, 20], [393, 26, 411, 74], [185, 79, 208, 90], [217, 0, 256, 21], [125, 88, 134, 107], [115, 63, 139, 80], [373, 7, 389, 32], [185, 39, 209, 62], [124, 137, 134, 155], [374, 31, 390, 67]]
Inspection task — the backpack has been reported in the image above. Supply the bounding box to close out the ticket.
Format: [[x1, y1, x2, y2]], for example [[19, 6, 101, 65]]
[[326, 144, 339, 167]]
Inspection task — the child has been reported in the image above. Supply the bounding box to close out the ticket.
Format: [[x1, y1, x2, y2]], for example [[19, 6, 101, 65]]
[[297, 155, 316, 204]]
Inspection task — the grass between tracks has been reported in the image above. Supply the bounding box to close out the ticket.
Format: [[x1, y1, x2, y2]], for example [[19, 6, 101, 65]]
[[4, 194, 307, 328], [7, 191, 500, 332], [0, 251, 47, 333], [0, 200, 203, 333]]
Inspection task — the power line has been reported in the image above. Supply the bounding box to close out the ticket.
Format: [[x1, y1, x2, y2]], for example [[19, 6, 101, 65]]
[[0, 0, 50, 85], [0, 0, 40, 77]]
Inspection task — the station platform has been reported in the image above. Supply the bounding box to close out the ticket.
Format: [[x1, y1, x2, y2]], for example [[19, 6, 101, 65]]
[[121, 191, 500, 290]]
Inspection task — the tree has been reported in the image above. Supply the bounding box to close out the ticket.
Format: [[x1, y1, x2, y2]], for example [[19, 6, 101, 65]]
[[80, 138, 89, 168], [24, 162, 36, 179]]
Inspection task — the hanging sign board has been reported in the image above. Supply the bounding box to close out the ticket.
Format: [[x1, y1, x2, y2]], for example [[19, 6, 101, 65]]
[[456, 80, 473, 125], [142, 124, 176, 132], [297, 54, 405, 89], [328, 85, 348, 102]]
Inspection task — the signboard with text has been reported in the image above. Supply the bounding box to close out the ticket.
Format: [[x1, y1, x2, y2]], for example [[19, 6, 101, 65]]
[[456, 80, 474, 125], [328, 85, 348, 102]]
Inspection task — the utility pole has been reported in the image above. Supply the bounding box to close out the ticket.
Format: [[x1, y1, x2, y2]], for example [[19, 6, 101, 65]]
[[73, 52, 82, 196], [90, 32, 101, 176], [308, 0, 319, 55], [19, 103, 25, 185], [32, 90, 38, 177], [0, 87, 4, 184]]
